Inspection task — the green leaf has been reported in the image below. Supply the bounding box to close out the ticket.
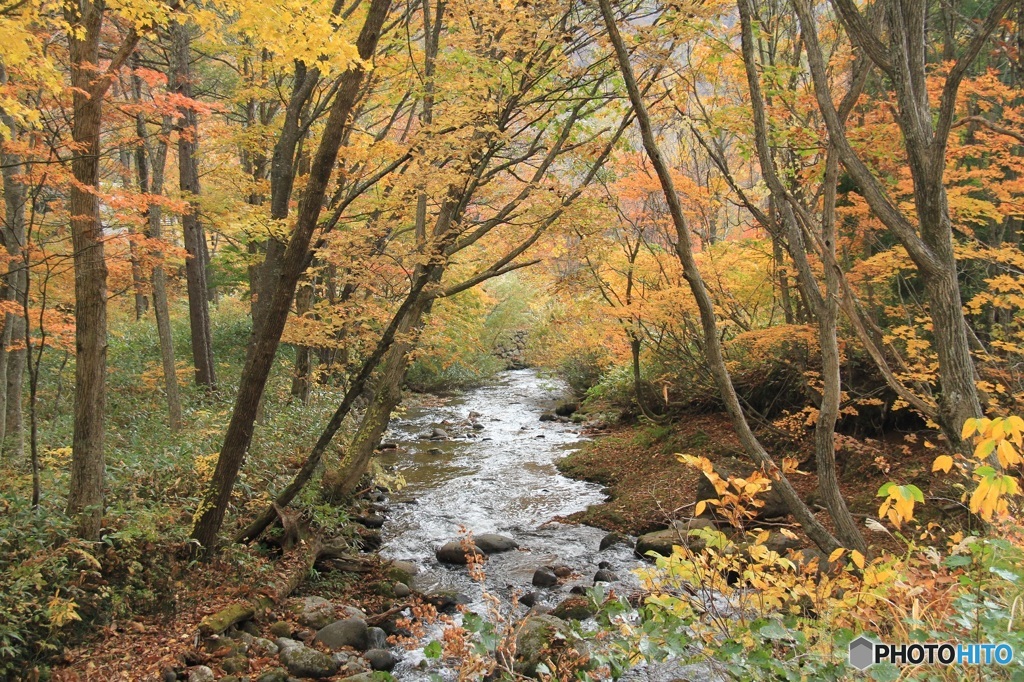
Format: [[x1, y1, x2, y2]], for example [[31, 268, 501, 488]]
[[424, 640, 442, 659]]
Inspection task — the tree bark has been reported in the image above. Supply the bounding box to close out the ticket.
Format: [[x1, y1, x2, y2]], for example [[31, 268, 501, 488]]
[[135, 98, 183, 431], [65, 0, 137, 538], [191, 0, 394, 552], [0, 100, 26, 461], [170, 20, 216, 390]]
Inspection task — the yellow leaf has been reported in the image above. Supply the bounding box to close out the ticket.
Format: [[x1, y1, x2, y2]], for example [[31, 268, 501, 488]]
[[695, 500, 707, 517], [932, 455, 954, 473], [962, 419, 978, 439], [851, 550, 865, 569], [828, 548, 845, 563]]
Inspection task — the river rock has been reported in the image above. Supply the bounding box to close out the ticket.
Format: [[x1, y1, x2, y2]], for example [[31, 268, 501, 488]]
[[430, 428, 449, 440], [539, 412, 557, 422], [279, 641, 341, 678], [366, 626, 388, 650], [594, 569, 618, 583], [315, 617, 368, 651], [221, 656, 248, 674], [695, 457, 789, 519], [474, 534, 518, 554], [514, 615, 589, 677], [379, 442, 398, 450], [635, 519, 717, 560], [364, 648, 399, 671], [517, 591, 542, 608], [424, 589, 470, 613], [762, 530, 803, 554], [355, 514, 385, 529], [252, 637, 279, 656], [187, 666, 214, 682], [427, 447, 443, 455], [338, 674, 377, 682], [269, 620, 292, 638], [552, 564, 573, 578], [393, 581, 411, 598], [436, 540, 485, 564], [388, 560, 419, 583], [554, 401, 579, 417], [291, 596, 336, 629], [550, 596, 596, 621], [532, 567, 558, 587], [599, 531, 630, 551], [256, 668, 289, 682]]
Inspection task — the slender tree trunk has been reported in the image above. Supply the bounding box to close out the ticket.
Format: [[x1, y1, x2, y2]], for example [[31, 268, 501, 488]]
[[735, 0, 865, 551], [598, 0, 841, 553], [191, 0, 393, 551], [136, 103, 183, 431], [170, 20, 216, 390], [0, 103, 26, 461], [290, 282, 313, 403], [324, 289, 433, 500]]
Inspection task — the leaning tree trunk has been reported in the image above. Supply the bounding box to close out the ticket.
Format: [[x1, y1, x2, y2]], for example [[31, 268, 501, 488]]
[[324, 289, 433, 500], [170, 20, 216, 390], [190, 0, 393, 552]]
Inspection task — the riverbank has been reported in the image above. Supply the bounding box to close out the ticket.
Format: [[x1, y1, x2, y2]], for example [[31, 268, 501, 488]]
[[557, 413, 948, 548]]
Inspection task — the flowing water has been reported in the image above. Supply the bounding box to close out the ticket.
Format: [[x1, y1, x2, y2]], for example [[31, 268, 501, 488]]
[[377, 369, 647, 678]]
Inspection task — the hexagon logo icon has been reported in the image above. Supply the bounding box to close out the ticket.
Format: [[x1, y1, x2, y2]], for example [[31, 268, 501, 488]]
[[849, 635, 877, 670]]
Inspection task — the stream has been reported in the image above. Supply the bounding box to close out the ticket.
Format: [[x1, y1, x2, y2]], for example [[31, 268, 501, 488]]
[[376, 369, 648, 678]]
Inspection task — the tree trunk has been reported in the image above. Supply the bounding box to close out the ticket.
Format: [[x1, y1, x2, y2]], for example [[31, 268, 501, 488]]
[[290, 282, 313, 403], [191, 0, 393, 552], [0, 101, 26, 461], [170, 20, 216, 390], [599, 0, 841, 554], [65, 0, 121, 539], [324, 291, 433, 500], [136, 102, 183, 432]]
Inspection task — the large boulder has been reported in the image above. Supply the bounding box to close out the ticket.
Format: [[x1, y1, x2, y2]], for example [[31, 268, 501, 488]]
[[695, 457, 789, 519], [550, 596, 597, 621], [436, 541, 485, 564], [635, 519, 717, 560], [532, 567, 558, 587], [314, 617, 368, 651], [514, 615, 589, 678]]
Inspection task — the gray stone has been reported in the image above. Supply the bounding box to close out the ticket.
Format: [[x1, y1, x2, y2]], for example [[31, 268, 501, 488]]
[[436, 540, 484, 564], [552, 565, 573, 578], [252, 637, 279, 656], [256, 670, 290, 682], [366, 626, 388, 650], [291, 596, 336, 629], [364, 648, 399, 671], [763, 530, 803, 554], [337, 675, 377, 682], [187, 666, 214, 682], [430, 428, 449, 440], [315, 617, 368, 651], [594, 569, 618, 583], [393, 581, 411, 598], [388, 560, 419, 583], [635, 519, 718, 560], [474, 534, 518, 554], [279, 642, 341, 678], [532, 567, 558, 587], [599, 532, 630, 551]]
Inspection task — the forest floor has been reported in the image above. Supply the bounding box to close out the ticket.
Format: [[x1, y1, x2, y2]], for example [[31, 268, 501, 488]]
[[556, 412, 963, 553]]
